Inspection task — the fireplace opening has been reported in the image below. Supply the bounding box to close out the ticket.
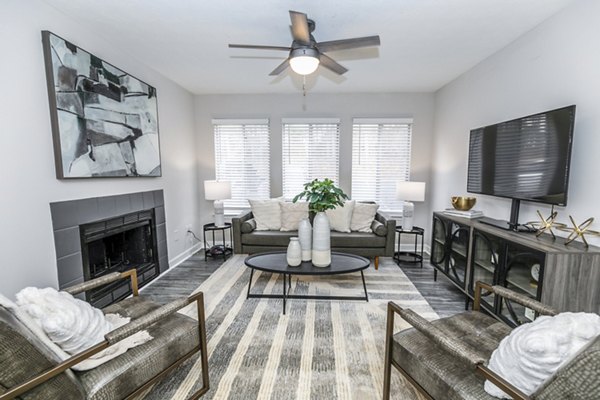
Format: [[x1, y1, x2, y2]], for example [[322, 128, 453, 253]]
[[81, 210, 159, 307]]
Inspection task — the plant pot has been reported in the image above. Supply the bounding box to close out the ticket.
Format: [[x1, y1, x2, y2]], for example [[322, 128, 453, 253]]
[[312, 212, 331, 267], [298, 218, 312, 262], [286, 237, 302, 267]]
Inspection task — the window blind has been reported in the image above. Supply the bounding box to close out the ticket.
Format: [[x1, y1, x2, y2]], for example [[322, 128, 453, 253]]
[[351, 118, 413, 210], [213, 119, 270, 209], [282, 118, 340, 199]]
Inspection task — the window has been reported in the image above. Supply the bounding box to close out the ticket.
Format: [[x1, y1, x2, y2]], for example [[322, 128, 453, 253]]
[[351, 118, 413, 210], [282, 118, 340, 199], [213, 119, 270, 209]]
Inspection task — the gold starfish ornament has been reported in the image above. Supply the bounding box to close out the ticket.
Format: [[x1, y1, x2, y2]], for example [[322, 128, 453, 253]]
[[524, 210, 566, 239], [559, 216, 600, 247]]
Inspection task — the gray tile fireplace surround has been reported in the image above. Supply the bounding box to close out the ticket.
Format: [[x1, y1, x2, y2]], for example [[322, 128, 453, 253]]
[[50, 190, 168, 290]]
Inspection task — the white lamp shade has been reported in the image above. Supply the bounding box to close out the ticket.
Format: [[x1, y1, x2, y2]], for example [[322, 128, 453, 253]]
[[204, 180, 231, 200], [396, 181, 426, 202]]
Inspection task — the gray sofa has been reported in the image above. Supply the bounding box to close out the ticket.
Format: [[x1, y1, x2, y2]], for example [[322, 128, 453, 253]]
[[232, 211, 395, 269]]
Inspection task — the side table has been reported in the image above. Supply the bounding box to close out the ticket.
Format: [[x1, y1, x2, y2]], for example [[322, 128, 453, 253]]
[[203, 222, 233, 261], [394, 226, 424, 267]]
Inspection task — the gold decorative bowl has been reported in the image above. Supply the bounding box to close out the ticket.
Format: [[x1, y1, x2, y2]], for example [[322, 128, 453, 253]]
[[451, 196, 477, 211]]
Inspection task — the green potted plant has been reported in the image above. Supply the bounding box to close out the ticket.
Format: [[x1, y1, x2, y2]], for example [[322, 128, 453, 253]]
[[293, 178, 349, 267]]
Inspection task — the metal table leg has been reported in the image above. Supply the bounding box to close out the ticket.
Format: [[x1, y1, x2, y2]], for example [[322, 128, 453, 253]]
[[247, 268, 254, 299], [282, 273, 287, 315], [361, 270, 369, 302]]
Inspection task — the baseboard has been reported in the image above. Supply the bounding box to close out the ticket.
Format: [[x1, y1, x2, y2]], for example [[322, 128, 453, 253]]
[[169, 242, 204, 268], [396, 243, 431, 256]]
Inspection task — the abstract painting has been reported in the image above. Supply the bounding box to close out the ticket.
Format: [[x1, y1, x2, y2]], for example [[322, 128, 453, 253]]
[[42, 31, 161, 178]]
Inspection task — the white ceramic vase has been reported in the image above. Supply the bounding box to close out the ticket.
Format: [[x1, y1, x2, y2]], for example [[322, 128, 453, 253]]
[[286, 237, 302, 267], [298, 218, 312, 262], [312, 212, 331, 267]]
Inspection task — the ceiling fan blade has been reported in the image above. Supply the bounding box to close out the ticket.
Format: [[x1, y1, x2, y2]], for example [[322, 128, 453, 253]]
[[317, 35, 381, 52], [289, 10, 310, 44], [229, 44, 291, 51], [269, 58, 290, 76], [319, 54, 348, 75]]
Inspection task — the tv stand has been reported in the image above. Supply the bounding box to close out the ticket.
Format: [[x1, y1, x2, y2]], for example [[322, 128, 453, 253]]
[[479, 216, 536, 233]]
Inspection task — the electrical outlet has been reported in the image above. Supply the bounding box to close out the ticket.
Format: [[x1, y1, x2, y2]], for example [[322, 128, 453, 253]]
[[174, 229, 179, 242], [186, 224, 193, 233]]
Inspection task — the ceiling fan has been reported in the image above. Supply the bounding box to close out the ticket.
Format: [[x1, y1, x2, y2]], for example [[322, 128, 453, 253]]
[[229, 10, 381, 76]]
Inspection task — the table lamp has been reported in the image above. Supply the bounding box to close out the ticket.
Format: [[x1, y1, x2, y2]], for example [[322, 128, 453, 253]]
[[396, 181, 426, 231], [204, 180, 231, 227]]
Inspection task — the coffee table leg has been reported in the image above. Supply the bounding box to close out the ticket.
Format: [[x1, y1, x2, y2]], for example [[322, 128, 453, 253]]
[[288, 274, 292, 290], [282, 273, 287, 315], [361, 270, 369, 302], [247, 268, 254, 299]]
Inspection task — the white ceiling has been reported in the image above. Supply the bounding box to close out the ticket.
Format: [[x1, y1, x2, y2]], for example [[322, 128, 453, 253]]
[[43, 0, 573, 94]]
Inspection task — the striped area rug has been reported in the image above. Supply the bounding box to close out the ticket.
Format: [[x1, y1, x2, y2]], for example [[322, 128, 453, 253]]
[[141, 255, 437, 400]]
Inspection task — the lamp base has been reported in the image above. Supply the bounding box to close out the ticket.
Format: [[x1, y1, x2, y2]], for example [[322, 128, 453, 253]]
[[402, 201, 415, 231], [214, 200, 225, 227]]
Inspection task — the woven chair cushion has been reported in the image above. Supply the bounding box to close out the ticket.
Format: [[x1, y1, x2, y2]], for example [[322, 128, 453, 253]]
[[0, 306, 84, 399], [76, 296, 199, 400], [392, 311, 511, 400]]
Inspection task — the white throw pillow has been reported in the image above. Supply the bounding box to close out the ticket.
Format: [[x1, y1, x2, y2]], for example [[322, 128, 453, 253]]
[[280, 202, 309, 231], [325, 200, 356, 233], [15, 287, 152, 371], [350, 202, 379, 232], [249, 198, 283, 230], [484, 312, 600, 398]]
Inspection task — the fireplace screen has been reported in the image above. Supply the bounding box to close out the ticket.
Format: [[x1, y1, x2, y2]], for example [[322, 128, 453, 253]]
[[81, 210, 158, 307]]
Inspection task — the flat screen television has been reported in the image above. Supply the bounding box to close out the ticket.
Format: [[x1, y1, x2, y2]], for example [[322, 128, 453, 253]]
[[467, 105, 576, 230]]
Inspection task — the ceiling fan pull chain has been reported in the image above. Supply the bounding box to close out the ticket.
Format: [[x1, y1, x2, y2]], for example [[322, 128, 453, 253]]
[[303, 75, 307, 97]]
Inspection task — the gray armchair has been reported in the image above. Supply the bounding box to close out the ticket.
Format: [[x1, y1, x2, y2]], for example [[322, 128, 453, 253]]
[[384, 282, 600, 399], [0, 270, 209, 400]]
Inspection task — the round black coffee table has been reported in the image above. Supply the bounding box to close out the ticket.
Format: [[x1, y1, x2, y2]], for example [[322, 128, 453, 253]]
[[244, 251, 370, 314]]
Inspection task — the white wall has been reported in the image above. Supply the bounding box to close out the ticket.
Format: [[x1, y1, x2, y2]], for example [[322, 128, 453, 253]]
[[0, 0, 200, 297], [194, 92, 436, 229], [430, 0, 600, 245]]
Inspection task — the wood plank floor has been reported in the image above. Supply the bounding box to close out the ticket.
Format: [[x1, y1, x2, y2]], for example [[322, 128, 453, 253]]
[[141, 252, 467, 318]]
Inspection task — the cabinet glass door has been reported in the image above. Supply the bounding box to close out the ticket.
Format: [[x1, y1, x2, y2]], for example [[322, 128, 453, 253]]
[[430, 216, 447, 270], [498, 247, 545, 327], [447, 222, 469, 288], [470, 231, 503, 312]]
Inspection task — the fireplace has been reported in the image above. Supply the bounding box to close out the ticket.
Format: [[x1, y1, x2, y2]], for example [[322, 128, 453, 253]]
[[50, 190, 169, 307], [81, 210, 159, 307]]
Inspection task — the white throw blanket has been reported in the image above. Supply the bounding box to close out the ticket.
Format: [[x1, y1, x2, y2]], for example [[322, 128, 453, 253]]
[[16, 287, 152, 371], [485, 312, 600, 398]]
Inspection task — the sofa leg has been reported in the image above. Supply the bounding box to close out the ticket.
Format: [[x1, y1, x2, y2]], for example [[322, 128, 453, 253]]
[[374, 256, 379, 270], [383, 302, 394, 400]]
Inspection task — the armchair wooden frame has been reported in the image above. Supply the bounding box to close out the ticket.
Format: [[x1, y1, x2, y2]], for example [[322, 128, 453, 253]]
[[383, 281, 558, 400], [0, 269, 209, 400]]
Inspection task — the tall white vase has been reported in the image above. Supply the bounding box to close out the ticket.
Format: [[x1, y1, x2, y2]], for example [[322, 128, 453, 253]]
[[286, 237, 302, 267], [312, 212, 331, 267], [298, 218, 312, 262]]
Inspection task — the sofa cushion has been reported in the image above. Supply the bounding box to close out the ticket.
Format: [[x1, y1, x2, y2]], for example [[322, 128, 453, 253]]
[[371, 220, 388, 236], [280, 202, 309, 231], [326, 200, 355, 233], [330, 232, 386, 248], [241, 218, 256, 233], [392, 311, 511, 400], [77, 296, 199, 400], [241, 230, 386, 248], [249, 198, 282, 230], [351, 202, 379, 232]]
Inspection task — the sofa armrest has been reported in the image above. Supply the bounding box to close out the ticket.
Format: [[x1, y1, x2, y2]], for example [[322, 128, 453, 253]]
[[376, 212, 396, 257], [63, 269, 139, 297], [474, 282, 558, 316], [232, 211, 254, 254]]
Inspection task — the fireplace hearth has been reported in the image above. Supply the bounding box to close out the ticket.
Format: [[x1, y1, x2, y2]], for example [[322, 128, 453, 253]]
[[81, 210, 159, 307]]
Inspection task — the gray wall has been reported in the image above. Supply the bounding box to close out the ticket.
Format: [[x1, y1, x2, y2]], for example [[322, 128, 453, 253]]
[[430, 0, 600, 246], [195, 92, 436, 229], [0, 1, 200, 297]]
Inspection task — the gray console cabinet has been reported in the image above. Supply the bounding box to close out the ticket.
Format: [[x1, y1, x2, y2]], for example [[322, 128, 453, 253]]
[[431, 212, 600, 327]]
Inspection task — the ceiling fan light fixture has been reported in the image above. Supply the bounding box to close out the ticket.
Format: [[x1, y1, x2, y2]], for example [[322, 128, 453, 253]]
[[289, 48, 320, 75]]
